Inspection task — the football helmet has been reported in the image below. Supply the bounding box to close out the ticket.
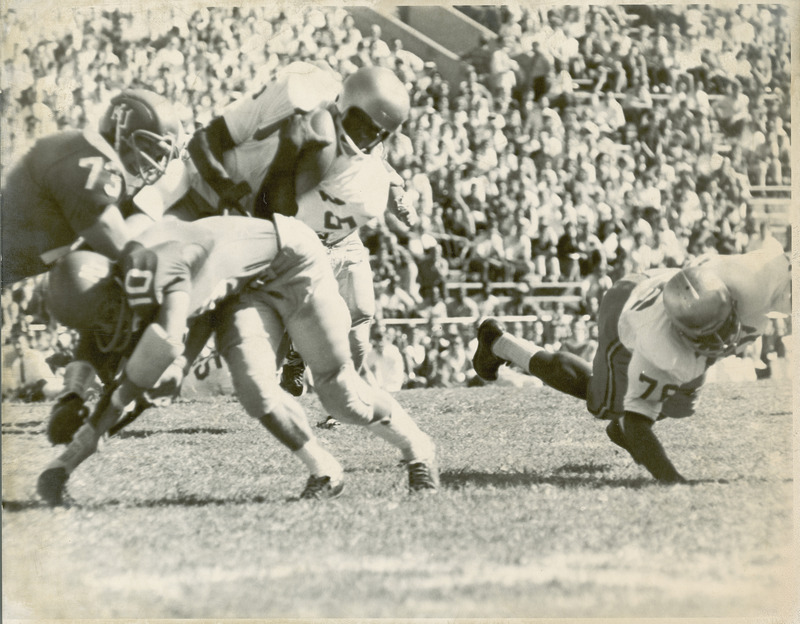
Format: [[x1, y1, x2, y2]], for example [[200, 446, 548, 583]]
[[336, 67, 409, 153], [663, 264, 742, 358], [45, 251, 131, 353], [99, 89, 183, 185]]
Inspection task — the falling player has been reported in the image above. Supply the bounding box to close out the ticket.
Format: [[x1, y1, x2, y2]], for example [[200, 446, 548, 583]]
[[472, 245, 790, 482]]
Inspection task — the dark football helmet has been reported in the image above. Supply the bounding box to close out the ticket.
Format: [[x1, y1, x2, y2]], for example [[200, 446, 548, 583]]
[[663, 263, 742, 358], [45, 251, 132, 353], [99, 89, 183, 185], [336, 67, 409, 153]]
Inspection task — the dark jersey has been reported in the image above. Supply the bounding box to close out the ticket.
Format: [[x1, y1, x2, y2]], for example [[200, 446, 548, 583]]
[[1, 130, 126, 286]]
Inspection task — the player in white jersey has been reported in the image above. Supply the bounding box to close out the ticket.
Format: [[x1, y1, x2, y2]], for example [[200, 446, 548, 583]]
[[187, 62, 415, 398], [471, 245, 791, 483], [37, 215, 438, 506]]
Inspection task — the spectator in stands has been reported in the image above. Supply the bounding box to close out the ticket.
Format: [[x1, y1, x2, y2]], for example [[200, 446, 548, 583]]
[[447, 286, 480, 320], [2, 4, 792, 389], [716, 79, 750, 138], [556, 221, 583, 281], [417, 242, 449, 303], [365, 325, 405, 393]]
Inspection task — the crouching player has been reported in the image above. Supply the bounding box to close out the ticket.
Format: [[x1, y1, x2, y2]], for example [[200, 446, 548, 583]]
[[37, 214, 438, 505], [472, 246, 791, 483]]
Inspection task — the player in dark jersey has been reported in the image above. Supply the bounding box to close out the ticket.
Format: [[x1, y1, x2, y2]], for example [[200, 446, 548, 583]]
[[36, 215, 438, 505], [1, 89, 184, 286], [1, 89, 187, 441]]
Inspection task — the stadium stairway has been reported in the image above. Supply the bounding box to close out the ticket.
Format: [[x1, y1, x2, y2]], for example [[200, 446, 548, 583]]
[[346, 5, 495, 86]]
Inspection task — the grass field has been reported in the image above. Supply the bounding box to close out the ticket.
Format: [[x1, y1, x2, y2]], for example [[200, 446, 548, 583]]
[[2, 379, 796, 620]]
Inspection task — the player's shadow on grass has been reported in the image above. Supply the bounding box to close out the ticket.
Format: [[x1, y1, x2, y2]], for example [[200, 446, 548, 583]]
[[443, 464, 652, 489], [113, 427, 231, 439], [1, 421, 46, 434], [3, 492, 289, 512]]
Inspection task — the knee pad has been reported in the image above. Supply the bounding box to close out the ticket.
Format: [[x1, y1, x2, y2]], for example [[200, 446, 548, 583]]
[[125, 324, 183, 389]]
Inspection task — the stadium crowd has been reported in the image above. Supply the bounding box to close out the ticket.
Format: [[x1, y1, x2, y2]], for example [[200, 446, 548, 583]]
[[1, 4, 792, 397]]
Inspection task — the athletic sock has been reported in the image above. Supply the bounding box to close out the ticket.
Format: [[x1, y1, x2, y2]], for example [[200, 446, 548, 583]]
[[493, 333, 543, 370], [367, 402, 435, 464], [294, 440, 343, 481], [61, 360, 97, 400]]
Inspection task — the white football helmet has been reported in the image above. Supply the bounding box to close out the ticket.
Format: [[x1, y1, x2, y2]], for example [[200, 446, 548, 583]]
[[336, 67, 410, 153], [663, 263, 742, 358]]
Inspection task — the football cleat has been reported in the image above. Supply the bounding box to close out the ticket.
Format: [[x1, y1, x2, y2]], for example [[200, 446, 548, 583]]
[[280, 349, 306, 397], [316, 416, 341, 430], [472, 318, 507, 381], [37, 467, 70, 507], [46, 393, 89, 445], [407, 459, 439, 494], [298, 475, 344, 500]]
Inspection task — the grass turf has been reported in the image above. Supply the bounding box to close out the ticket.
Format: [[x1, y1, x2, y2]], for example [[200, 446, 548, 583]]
[[2, 380, 795, 619]]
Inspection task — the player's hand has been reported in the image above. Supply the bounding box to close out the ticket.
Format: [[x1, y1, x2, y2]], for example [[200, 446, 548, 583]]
[[146, 358, 186, 406], [217, 181, 251, 215], [389, 187, 419, 228]]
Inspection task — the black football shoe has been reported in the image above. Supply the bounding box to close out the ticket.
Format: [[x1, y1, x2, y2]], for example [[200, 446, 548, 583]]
[[46, 393, 88, 445], [37, 466, 70, 507], [298, 475, 344, 500], [472, 318, 507, 381], [280, 349, 306, 397], [407, 458, 439, 494]]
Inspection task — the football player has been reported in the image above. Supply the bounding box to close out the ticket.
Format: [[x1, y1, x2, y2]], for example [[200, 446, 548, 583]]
[[187, 62, 417, 398], [2, 89, 184, 286], [2, 89, 190, 442], [471, 245, 791, 483], [37, 214, 439, 506]]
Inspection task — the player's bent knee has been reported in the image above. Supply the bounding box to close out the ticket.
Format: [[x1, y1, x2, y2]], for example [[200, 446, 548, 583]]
[[314, 365, 390, 426], [222, 342, 281, 419], [258, 403, 311, 452]]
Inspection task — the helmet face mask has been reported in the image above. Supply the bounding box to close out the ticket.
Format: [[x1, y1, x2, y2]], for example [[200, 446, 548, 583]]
[[336, 67, 409, 155], [122, 129, 180, 185], [663, 263, 742, 359], [100, 89, 183, 185], [676, 304, 743, 358], [340, 107, 391, 153]]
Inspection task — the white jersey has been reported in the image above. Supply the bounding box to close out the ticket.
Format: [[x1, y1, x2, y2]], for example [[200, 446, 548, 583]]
[[295, 145, 395, 246], [618, 247, 790, 419], [188, 62, 342, 212], [187, 61, 396, 246]]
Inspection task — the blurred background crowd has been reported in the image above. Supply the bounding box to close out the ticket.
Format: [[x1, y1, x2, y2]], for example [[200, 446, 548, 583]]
[[1, 4, 792, 398]]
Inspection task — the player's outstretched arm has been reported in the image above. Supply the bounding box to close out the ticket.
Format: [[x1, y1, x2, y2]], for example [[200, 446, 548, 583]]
[[78, 204, 134, 259], [188, 118, 251, 213], [620, 411, 687, 484]]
